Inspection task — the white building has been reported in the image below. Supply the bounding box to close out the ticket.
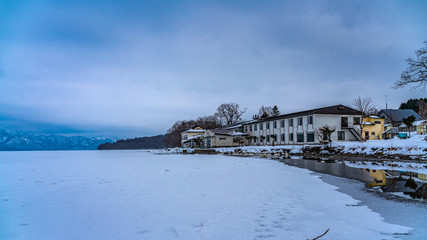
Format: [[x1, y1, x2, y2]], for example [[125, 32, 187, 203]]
[[201, 129, 248, 148], [242, 105, 362, 145], [181, 127, 205, 147]]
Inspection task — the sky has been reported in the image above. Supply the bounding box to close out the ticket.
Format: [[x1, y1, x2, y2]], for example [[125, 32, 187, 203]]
[[0, 0, 426, 138]]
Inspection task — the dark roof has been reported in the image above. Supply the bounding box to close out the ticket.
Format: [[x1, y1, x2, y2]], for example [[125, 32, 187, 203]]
[[245, 104, 362, 124], [378, 109, 423, 122]]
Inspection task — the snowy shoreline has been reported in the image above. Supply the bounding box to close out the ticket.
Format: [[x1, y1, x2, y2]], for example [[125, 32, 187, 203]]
[[162, 135, 427, 164]]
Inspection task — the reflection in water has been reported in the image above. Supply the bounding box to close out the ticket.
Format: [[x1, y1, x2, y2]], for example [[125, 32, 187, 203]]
[[281, 158, 427, 200], [282, 158, 374, 183]]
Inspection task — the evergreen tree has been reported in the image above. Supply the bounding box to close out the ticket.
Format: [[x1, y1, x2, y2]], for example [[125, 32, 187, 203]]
[[402, 115, 416, 136], [272, 105, 280, 116]]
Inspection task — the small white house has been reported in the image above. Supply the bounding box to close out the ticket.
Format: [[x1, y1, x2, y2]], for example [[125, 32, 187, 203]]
[[181, 127, 205, 147]]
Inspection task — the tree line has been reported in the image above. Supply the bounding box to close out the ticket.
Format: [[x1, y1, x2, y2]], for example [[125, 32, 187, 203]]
[[163, 103, 282, 148], [98, 135, 166, 150]]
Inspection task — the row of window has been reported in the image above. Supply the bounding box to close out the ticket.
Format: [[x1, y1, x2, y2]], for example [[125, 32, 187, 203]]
[[250, 131, 316, 143], [251, 130, 346, 143], [245, 116, 314, 132]]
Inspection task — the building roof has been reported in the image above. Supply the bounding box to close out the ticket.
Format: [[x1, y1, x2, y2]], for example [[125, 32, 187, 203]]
[[378, 109, 423, 122], [181, 127, 205, 134], [182, 134, 203, 143], [207, 129, 248, 136], [244, 104, 362, 124], [382, 127, 399, 134]]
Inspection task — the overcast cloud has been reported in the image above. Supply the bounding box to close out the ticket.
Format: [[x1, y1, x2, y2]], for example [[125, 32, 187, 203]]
[[0, 0, 426, 137]]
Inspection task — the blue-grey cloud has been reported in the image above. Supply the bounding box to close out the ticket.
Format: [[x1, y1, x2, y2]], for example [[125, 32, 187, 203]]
[[0, 0, 426, 137]]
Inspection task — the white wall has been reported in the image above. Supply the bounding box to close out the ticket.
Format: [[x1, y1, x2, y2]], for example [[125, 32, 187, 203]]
[[244, 114, 361, 145]]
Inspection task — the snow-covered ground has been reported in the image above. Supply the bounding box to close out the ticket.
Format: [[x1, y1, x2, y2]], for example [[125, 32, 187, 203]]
[[167, 134, 427, 158], [0, 151, 412, 240]]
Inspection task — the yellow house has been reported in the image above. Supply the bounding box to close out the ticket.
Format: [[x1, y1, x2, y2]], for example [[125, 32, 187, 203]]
[[362, 116, 385, 140], [414, 120, 427, 135]]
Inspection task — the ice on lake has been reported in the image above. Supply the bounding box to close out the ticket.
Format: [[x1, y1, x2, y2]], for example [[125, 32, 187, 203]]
[[0, 150, 411, 239]]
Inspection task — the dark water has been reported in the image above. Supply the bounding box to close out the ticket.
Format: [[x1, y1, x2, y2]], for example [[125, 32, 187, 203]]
[[281, 158, 374, 183]]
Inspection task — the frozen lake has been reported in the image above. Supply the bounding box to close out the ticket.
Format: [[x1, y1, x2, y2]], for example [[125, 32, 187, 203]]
[[0, 151, 411, 239]]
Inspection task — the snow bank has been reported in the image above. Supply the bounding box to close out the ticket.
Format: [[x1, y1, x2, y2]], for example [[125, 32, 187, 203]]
[[333, 134, 427, 158], [0, 151, 411, 240], [169, 134, 426, 159]]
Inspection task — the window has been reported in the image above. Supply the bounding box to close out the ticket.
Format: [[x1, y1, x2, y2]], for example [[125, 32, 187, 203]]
[[338, 131, 345, 140], [289, 119, 293, 127], [297, 132, 304, 142], [273, 121, 277, 128], [371, 132, 375, 135], [353, 117, 361, 125], [307, 132, 314, 142], [289, 133, 294, 142], [254, 124, 257, 131], [249, 125, 252, 131], [219, 137, 226, 140], [260, 123, 263, 130], [341, 117, 348, 128], [307, 116, 313, 125], [280, 120, 285, 128], [281, 134, 285, 142], [298, 117, 303, 126], [244, 126, 247, 132], [365, 131, 369, 138], [267, 135, 270, 142], [374, 121, 381, 124], [266, 122, 270, 129]]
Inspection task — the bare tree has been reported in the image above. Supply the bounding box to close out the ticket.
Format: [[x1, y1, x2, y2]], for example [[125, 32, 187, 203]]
[[258, 105, 273, 118], [163, 120, 197, 148], [215, 103, 246, 126], [317, 125, 336, 147], [196, 115, 223, 129], [352, 96, 377, 115], [417, 99, 427, 119], [352, 96, 377, 142], [394, 41, 427, 90]]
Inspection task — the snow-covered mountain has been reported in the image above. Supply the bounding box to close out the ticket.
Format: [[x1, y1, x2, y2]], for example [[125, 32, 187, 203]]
[[0, 131, 117, 151]]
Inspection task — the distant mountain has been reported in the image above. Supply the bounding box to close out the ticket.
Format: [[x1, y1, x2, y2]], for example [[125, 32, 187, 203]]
[[0, 130, 117, 151], [97, 135, 165, 150]]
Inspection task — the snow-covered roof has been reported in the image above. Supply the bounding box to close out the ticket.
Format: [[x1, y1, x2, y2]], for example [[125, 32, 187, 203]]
[[182, 134, 203, 142], [382, 127, 399, 134], [182, 127, 205, 134], [400, 120, 427, 127], [362, 122, 374, 125], [413, 120, 427, 126], [223, 124, 242, 129], [231, 132, 248, 136], [207, 129, 248, 136], [368, 115, 381, 119]]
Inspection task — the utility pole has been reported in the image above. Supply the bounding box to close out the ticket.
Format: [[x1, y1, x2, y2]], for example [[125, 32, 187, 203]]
[[385, 95, 388, 110]]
